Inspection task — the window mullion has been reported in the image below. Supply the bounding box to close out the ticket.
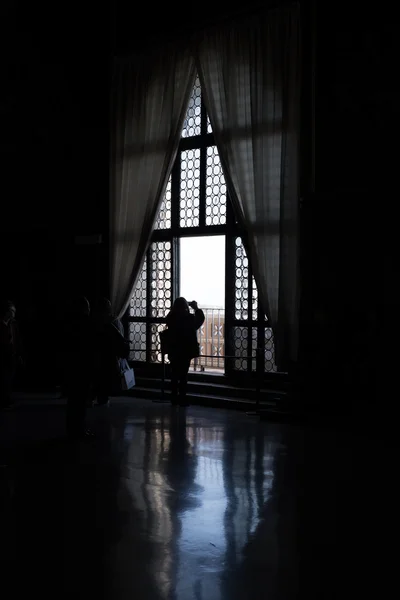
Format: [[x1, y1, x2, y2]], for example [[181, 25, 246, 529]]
[[199, 146, 206, 228], [145, 248, 151, 363], [200, 86, 208, 228], [200, 90, 207, 137], [171, 153, 180, 233]]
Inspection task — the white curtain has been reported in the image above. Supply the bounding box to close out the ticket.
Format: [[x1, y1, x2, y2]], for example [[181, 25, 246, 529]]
[[196, 4, 301, 368], [110, 47, 195, 318]]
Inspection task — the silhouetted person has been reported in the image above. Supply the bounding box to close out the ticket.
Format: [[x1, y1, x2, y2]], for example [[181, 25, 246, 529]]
[[93, 297, 124, 335], [166, 298, 204, 406], [92, 298, 129, 406], [0, 300, 22, 409], [63, 296, 94, 438]]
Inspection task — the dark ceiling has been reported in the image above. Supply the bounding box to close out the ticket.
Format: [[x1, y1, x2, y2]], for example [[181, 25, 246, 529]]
[[111, 0, 290, 55], [3, 0, 294, 64]]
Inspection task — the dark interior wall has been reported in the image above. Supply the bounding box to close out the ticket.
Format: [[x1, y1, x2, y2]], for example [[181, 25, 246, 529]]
[[303, 7, 398, 414], [1, 3, 109, 385], [1, 4, 110, 303]]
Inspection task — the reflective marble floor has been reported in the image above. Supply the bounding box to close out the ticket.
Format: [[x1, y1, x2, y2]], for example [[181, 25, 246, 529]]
[[0, 397, 398, 599]]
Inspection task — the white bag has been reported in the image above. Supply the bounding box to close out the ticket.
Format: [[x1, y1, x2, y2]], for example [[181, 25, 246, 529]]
[[120, 359, 135, 390]]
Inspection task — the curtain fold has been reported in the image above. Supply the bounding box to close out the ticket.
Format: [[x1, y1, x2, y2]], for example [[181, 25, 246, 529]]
[[196, 4, 301, 368], [110, 49, 195, 318]]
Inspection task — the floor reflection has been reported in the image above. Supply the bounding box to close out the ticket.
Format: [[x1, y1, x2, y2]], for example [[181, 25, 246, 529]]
[[4, 397, 395, 599], [118, 406, 281, 600], [116, 413, 174, 599], [1, 398, 302, 600]]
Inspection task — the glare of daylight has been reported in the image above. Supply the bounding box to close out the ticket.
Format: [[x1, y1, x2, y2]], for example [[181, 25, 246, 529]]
[[179, 236, 225, 309]]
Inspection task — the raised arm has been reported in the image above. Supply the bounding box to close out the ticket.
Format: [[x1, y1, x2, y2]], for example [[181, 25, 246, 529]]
[[193, 304, 205, 330]]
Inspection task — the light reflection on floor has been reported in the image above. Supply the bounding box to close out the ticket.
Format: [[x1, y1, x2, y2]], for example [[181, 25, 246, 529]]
[[119, 409, 279, 600], [1, 398, 302, 600], [2, 396, 393, 600]]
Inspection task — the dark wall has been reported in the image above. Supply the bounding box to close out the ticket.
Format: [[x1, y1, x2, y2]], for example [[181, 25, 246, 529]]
[[1, 5, 109, 295], [301, 7, 398, 417], [1, 3, 110, 386]]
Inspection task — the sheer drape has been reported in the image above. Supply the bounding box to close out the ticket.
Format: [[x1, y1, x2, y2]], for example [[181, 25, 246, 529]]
[[196, 4, 301, 368], [110, 49, 195, 318]]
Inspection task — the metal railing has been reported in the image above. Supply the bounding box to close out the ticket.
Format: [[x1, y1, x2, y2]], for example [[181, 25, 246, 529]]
[[194, 308, 225, 371], [128, 308, 277, 373]]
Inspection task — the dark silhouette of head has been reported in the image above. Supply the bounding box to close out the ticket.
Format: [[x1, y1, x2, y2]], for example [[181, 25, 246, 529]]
[[94, 297, 113, 318], [70, 296, 90, 317], [0, 299, 16, 323], [172, 297, 189, 315]]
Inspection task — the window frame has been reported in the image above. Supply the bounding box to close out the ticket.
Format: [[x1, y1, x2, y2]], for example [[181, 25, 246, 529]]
[[125, 78, 279, 378]]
